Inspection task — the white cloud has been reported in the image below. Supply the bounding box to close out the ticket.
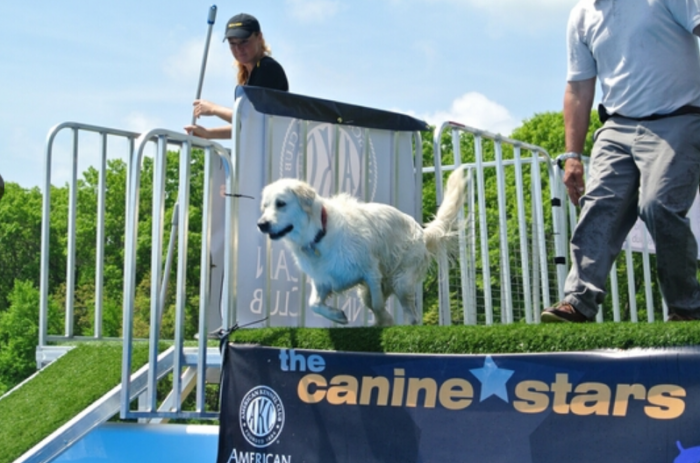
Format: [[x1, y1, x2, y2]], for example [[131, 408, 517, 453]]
[[284, 0, 343, 23], [418, 92, 520, 135]]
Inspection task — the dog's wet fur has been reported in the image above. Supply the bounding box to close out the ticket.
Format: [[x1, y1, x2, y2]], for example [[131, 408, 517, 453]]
[[257, 168, 469, 326]]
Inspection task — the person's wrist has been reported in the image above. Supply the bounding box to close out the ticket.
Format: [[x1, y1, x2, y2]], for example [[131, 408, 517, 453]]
[[556, 152, 582, 170]]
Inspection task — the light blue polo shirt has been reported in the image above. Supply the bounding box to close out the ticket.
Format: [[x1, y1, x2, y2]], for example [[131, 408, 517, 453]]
[[567, 0, 700, 117]]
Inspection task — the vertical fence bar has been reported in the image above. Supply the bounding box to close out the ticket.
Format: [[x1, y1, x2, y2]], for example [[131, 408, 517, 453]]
[[94, 132, 108, 339], [513, 146, 533, 323], [197, 146, 214, 412], [65, 128, 79, 338], [473, 135, 493, 324], [641, 230, 654, 322], [222, 147, 234, 332], [530, 189, 542, 323], [451, 129, 471, 325], [229, 99, 243, 327], [121, 135, 144, 418], [610, 261, 621, 322], [494, 140, 513, 323], [39, 128, 57, 348], [432, 124, 445, 206], [531, 154, 551, 312], [549, 162, 569, 301], [433, 125, 450, 325], [147, 135, 168, 412], [172, 140, 192, 414], [466, 167, 478, 324], [624, 241, 639, 322]]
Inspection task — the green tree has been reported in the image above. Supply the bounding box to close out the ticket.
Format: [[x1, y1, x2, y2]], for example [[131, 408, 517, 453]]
[[0, 280, 62, 395], [0, 184, 44, 313], [510, 110, 601, 157]]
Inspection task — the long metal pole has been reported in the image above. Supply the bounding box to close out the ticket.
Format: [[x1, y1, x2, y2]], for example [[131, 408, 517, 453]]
[[191, 5, 217, 125], [160, 5, 217, 322]]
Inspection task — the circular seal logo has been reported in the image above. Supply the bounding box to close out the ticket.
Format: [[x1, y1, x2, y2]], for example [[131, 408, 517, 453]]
[[239, 386, 285, 448], [280, 119, 377, 200]]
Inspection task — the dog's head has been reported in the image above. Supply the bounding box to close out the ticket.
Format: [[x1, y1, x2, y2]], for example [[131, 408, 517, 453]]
[[257, 178, 320, 243]]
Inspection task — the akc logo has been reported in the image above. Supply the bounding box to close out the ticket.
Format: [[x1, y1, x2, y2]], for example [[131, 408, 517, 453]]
[[239, 386, 285, 448], [280, 120, 378, 200]]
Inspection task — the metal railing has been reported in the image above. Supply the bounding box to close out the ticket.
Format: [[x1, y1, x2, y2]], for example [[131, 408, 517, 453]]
[[39, 122, 139, 351], [429, 121, 669, 325], [429, 121, 562, 325], [38, 122, 229, 420], [120, 128, 230, 420]]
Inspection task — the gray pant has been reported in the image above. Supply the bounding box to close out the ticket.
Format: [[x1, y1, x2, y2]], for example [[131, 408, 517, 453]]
[[564, 114, 700, 319]]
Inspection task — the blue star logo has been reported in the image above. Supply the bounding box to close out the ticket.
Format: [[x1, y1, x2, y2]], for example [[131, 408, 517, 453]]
[[470, 356, 515, 403]]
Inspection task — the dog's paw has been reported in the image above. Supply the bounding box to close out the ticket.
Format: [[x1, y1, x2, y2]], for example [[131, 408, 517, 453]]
[[373, 311, 394, 327], [312, 305, 349, 325]]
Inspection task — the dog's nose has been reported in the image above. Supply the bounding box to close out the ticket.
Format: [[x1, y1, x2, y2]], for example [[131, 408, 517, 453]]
[[257, 220, 270, 233]]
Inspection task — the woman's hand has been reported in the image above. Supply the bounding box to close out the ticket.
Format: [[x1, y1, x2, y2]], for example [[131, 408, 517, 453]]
[[192, 99, 219, 119], [184, 124, 211, 139]]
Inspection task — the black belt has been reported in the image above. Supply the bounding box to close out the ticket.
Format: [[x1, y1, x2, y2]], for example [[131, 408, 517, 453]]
[[598, 103, 700, 124]]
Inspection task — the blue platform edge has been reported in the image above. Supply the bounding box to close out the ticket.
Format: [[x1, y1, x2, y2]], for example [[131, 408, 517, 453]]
[[53, 423, 219, 463]]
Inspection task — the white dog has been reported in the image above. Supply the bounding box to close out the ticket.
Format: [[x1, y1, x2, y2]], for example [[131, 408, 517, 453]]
[[257, 168, 468, 326]]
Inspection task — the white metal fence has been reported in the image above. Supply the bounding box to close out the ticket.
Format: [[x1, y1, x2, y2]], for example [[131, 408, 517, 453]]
[[38, 122, 229, 420], [429, 121, 562, 326]]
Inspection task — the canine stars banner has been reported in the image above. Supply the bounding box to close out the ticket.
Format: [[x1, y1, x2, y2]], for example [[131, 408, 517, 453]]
[[217, 344, 700, 463]]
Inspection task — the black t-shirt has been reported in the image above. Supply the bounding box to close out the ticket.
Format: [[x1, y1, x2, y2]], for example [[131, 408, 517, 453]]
[[247, 56, 289, 92]]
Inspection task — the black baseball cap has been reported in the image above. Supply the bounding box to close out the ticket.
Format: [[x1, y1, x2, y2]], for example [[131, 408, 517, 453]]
[[224, 13, 260, 40]]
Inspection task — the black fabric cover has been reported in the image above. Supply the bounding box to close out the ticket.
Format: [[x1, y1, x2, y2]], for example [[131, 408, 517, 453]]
[[236, 86, 430, 132]]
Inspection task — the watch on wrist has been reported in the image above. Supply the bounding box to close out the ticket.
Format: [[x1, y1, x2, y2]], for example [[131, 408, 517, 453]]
[[556, 152, 582, 170]]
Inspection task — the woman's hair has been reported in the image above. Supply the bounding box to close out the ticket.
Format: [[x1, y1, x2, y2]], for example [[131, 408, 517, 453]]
[[236, 32, 272, 85]]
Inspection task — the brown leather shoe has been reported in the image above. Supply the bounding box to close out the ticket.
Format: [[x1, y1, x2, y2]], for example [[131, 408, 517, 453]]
[[541, 302, 589, 323], [667, 311, 700, 322]]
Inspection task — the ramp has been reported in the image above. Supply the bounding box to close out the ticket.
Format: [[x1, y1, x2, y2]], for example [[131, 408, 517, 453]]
[[13, 346, 221, 463]]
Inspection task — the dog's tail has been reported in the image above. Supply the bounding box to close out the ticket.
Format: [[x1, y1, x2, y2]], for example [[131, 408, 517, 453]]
[[423, 167, 469, 255]]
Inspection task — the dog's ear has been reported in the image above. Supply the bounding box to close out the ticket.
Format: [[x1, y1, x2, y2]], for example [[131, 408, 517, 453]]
[[292, 183, 317, 215]]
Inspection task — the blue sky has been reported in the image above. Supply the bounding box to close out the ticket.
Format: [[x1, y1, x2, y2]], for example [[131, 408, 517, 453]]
[[1, 0, 580, 189]]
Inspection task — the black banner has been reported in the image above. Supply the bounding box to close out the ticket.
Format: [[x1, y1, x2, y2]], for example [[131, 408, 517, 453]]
[[217, 345, 700, 463], [236, 86, 430, 132]]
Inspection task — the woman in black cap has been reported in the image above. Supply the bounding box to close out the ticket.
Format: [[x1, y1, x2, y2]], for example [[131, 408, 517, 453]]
[[185, 13, 289, 139]]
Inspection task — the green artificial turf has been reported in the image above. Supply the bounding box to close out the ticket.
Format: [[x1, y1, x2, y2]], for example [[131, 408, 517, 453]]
[[228, 322, 700, 354], [0, 342, 152, 463]]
